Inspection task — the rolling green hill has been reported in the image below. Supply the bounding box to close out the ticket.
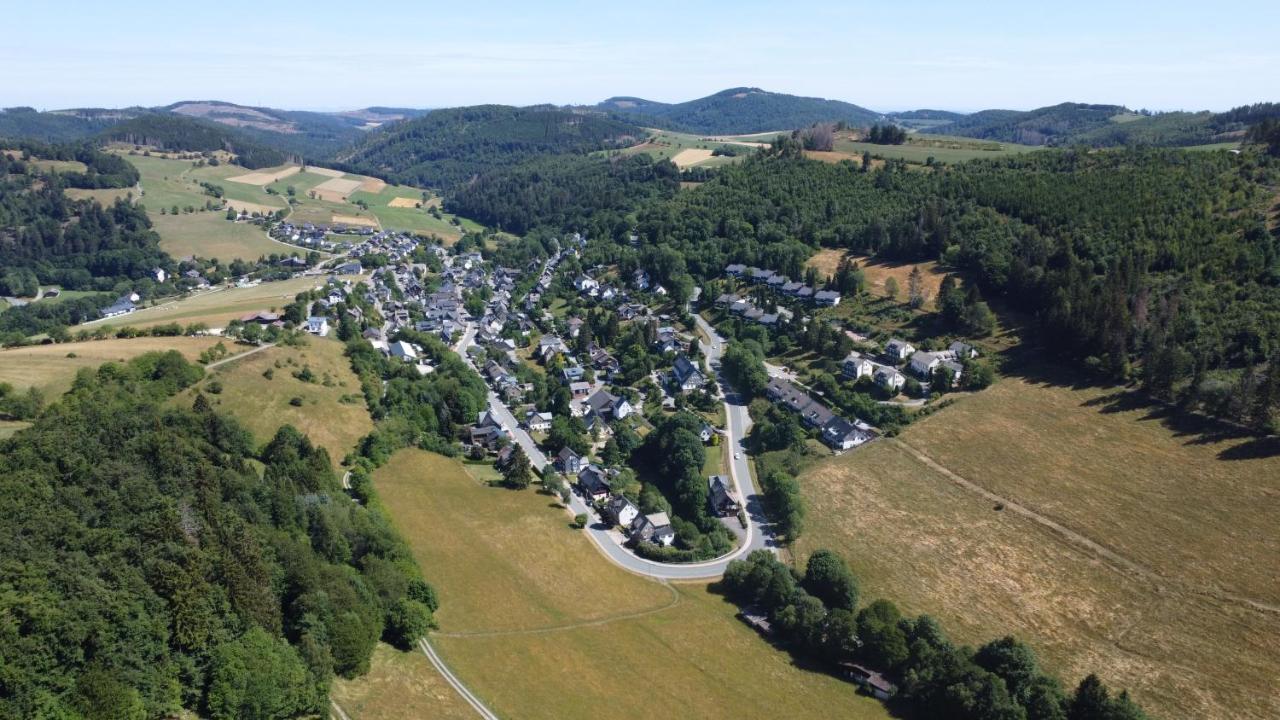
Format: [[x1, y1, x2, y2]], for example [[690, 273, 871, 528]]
[[597, 87, 883, 134], [336, 105, 647, 190], [922, 101, 1280, 147]]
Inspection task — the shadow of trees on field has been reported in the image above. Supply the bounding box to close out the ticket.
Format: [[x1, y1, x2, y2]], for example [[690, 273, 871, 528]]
[[995, 340, 1279, 460]]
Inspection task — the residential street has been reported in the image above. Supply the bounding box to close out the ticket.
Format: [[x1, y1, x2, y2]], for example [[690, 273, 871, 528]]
[[455, 315, 776, 580]]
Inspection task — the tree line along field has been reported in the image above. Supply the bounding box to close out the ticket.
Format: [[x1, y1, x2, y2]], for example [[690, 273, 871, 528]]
[[720, 130, 1040, 165], [0, 336, 225, 399], [360, 449, 892, 720], [793, 371, 1280, 720]]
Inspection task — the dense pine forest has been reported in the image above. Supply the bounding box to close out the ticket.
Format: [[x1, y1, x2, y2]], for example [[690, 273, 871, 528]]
[[336, 105, 646, 190], [0, 352, 435, 719], [0, 144, 166, 295], [445, 153, 680, 235]]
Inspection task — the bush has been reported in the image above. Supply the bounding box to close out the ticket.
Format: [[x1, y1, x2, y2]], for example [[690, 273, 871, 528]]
[[289, 396, 303, 407], [573, 513, 588, 528], [384, 598, 435, 650]]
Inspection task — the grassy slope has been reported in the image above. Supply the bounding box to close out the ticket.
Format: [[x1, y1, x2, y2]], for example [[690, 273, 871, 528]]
[[620, 130, 752, 168], [795, 374, 1280, 720], [193, 337, 372, 461], [150, 211, 287, 261], [347, 186, 482, 243], [366, 449, 890, 720], [121, 154, 293, 260], [79, 275, 366, 331], [0, 336, 225, 398]]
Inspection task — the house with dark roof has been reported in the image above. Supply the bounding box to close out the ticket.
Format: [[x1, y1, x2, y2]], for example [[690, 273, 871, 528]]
[[555, 446, 583, 475], [670, 355, 706, 393], [577, 465, 612, 502], [630, 512, 675, 546], [708, 475, 740, 516]]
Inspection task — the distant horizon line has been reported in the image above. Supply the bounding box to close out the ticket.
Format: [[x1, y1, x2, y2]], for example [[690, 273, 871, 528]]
[[3, 90, 1267, 118]]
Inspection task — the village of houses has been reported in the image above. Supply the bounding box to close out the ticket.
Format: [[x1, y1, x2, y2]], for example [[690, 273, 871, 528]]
[[305, 226, 979, 560], [92, 206, 975, 568]]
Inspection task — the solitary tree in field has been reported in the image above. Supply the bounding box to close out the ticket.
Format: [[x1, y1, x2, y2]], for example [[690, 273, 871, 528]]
[[884, 276, 899, 300], [907, 266, 925, 308]]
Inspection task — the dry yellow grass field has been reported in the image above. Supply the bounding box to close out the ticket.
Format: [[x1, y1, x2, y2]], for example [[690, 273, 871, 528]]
[[805, 249, 950, 302], [226, 165, 301, 185], [330, 644, 473, 720], [333, 214, 379, 228], [795, 375, 1280, 720], [313, 177, 364, 202], [305, 166, 346, 178], [386, 196, 420, 209], [64, 187, 134, 204], [0, 336, 224, 398], [670, 147, 715, 168], [222, 198, 281, 215], [365, 450, 891, 720], [199, 337, 372, 460]]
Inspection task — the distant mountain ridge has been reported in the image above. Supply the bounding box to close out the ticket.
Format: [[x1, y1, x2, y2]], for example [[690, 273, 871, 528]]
[[596, 87, 883, 134], [336, 104, 647, 190]]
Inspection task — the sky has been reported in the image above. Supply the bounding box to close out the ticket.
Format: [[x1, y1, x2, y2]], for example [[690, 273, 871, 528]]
[[3, 0, 1277, 113]]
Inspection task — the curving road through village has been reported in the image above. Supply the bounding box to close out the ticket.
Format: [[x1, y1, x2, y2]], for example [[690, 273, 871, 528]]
[[455, 314, 777, 580]]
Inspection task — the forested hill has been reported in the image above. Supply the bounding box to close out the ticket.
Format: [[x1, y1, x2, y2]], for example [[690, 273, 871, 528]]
[[596, 87, 883, 134], [100, 114, 292, 168], [0, 107, 149, 143], [0, 351, 437, 718], [335, 105, 647, 190], [625, 141, 1280, 429], [923, 101, 1280, 147], [0, 143, 167, 296]]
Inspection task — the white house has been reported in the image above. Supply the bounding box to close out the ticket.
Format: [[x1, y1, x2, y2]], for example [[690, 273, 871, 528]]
[[606, 495, 641, 528], [842, 352, 874, 380], [151, 267, 167, 283], [671, 355, 706, 392], [389, 340, 419, 362], [875, 366, 906, 391], [305, 316, 330, 337], [525, 411, 553, 432], [884, 338, 916, 362], [908, 350, 949, 377]]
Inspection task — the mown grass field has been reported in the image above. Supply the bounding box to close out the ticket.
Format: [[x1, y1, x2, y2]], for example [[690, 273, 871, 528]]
[[831, 132, 1039, 165], [362, 449, 891, 720], [80, 275, 365, 331], [0, 336, 224, 398], [348, 185, 481, 242], [194, 336, 372, 460], [117, 153, 292, 260], [330, 643, 474, 720], [794, 373, 1280, 720], [621, 130, 754, 168], [150, 211, 288, 261]]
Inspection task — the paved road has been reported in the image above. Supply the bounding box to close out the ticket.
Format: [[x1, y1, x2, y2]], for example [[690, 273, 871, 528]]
[[456, 316, 776, 580]]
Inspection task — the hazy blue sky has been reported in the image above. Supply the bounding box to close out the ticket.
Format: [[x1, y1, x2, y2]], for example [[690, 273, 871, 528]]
[[3, 0, 1276, 112]]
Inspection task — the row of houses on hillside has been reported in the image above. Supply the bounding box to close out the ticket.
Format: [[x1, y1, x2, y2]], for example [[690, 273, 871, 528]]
[[724, 264, 842, 306], [765, 377, 875, 451]]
